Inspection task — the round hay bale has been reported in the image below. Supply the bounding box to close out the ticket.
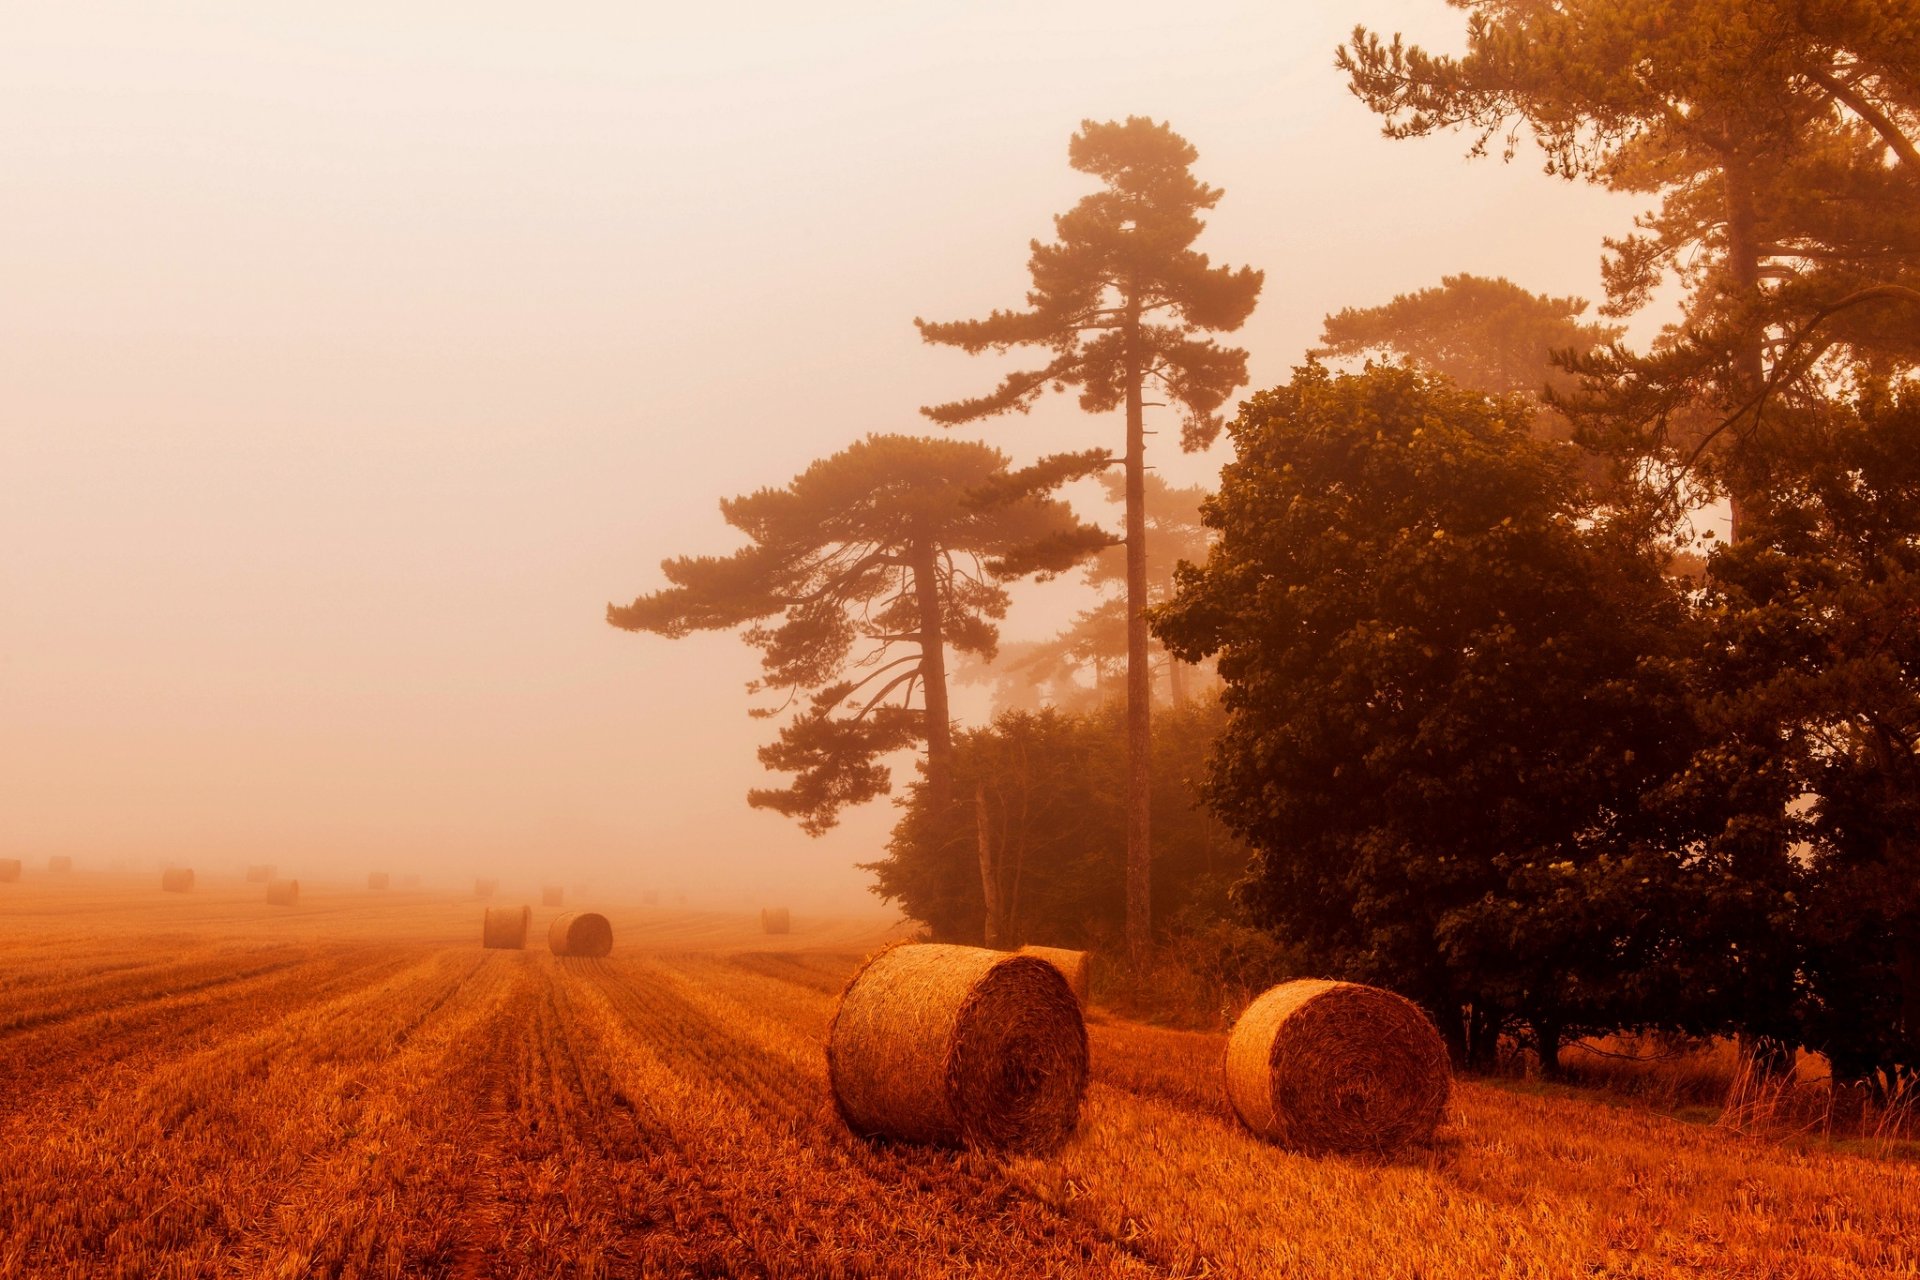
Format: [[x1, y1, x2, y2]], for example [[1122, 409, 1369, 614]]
[[482, 904, 531, 950], [160, 868, 195, 893], [827, 943, 1088, 1153], [541, 885, 564, 908], [0, 859, 20, 883], [760, 906, 791, 934], [48, 855, 73, 875], [548, 911, 613, 958], [1017, 945, 1091, 1004], [244, 864, 275, 884], [366, 871, 390, 891], [1224, 978, 1451, 1155], [474, 877, 498, 900], [264, 878, 300, 906]]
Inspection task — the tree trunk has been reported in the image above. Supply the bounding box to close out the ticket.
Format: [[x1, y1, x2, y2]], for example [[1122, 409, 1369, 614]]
[[1721, 154, 1768, 545], [1123, 290, 1153, 963], [910, 540, 957, 826], [1533, 1017, 1564, 1080], [975, 779, 999, 948]]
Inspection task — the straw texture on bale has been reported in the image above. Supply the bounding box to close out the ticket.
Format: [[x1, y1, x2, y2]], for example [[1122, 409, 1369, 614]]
[[367, 871, 389, 890], [1224, 978, 1451, 1155], [482, 905, 532, 950], [0, 859, 19, 883], [541, 885, 564, 908], [548, 911, 614, 958], [760, 906, 791, 934], [827, 943, 1088, 1153], [161, 868, 195, 893], [1016, 946, 1092, 1004], [264, 878, 300, 906], [48, 855, 73, 874], [244, 864, 274, 884]]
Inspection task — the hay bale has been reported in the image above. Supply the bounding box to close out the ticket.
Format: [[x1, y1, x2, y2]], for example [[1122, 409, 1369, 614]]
[[541, 884, 564, 908], [1017, 946, 1092, 1004], [1224, 978, 1451, 1155], [482, 904, 531, 950], [366, 871, 390, 890], [474, 877, 498, 900], [244, 864, 275, 884], [0, 859, 20, 883], [827, 943, 1088, 1153], [548, 911, 614, 958], [760, 906, 791, 934], [48, 855, 73, 875], [264, 878, 300, 906], [160, 868, 195, 893]]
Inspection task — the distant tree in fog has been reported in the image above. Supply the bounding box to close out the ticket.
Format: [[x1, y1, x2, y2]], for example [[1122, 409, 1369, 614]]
[[607, 435, 1108, 929], [917, 116, 1264, 961]]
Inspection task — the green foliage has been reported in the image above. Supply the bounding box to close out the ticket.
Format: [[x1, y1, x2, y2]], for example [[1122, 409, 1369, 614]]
[[916, 117, 1263, 450], [1152, 364, 1706, 1066], [1318, 273, 1622, 400], [1340, 1, 1920, 519], [1691, 388, 1920, 1092], [608, 434, 1110, 834], [868, 699, 1250, 947]]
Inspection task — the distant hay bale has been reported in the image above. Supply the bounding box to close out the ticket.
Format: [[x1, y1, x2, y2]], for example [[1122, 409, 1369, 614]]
[[244, 864, 274, 884], [541, 885, 564, 908], [160, 868, 195, 893], [827, 943, 1088, 1153], [640, 889, 659, 906], [761, 907, 791, 934], [1017, 946, 1092, 1004], [1224, 978, 1451, 1155], [48, 855, 73, 875], [264, 878, 300, 906], [366, 871, 389, 890], [548, 911, 614, 958], [482, 905, 531, 950], [0, 859, 20, 883], [474, 878, 498, 900]]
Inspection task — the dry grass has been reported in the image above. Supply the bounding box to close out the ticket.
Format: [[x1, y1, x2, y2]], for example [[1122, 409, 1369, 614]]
[[1224, 978, 1450, 1155], [548, 910, 614, 958], [0, 879, 1914, 1278], [828, 944, 1088, 1153], [1016, 945, 1091, 1004]]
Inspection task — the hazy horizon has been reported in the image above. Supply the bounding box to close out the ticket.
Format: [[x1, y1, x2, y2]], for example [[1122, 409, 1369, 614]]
[[2, 1, 1669, 912]]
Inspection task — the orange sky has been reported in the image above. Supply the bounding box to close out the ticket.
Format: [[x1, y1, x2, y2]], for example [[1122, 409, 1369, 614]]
[[1, 2, 1662, 908]]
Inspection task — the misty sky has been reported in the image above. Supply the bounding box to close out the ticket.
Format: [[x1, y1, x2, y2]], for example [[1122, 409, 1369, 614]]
[[2, 2, 1664, 909]]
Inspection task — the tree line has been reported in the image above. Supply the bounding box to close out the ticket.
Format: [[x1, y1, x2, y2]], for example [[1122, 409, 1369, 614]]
[[611, 0, 1920, 1098]]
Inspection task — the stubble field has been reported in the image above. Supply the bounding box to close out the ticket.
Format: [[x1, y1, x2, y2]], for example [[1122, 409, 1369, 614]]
[[1, 877, 1916, 1279]]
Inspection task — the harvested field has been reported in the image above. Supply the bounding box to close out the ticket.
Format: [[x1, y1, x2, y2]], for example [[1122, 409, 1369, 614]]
[[0, 879, 1915, 1279]]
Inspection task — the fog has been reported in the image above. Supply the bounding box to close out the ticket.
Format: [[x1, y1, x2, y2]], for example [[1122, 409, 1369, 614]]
[[2, 1, 1654, 911]]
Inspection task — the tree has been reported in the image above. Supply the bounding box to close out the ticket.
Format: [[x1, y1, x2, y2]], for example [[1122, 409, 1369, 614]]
[[606, 435, 1108, 933], [1689, 387, 1920, 1094], [955, 472, 1216, 712], [869, 698, 1249, 950], [1317, 273, 1622, 400], [1152, 364, 1706, 1070], [916, 117, 1264, 960], [1339, 1, 1920, 538]]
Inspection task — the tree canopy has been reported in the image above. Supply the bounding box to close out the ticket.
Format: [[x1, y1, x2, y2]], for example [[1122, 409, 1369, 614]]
[[1153, 364, 1705, 1068], [918, 116, 1262, 958], [607, 434, 1109, 838]]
